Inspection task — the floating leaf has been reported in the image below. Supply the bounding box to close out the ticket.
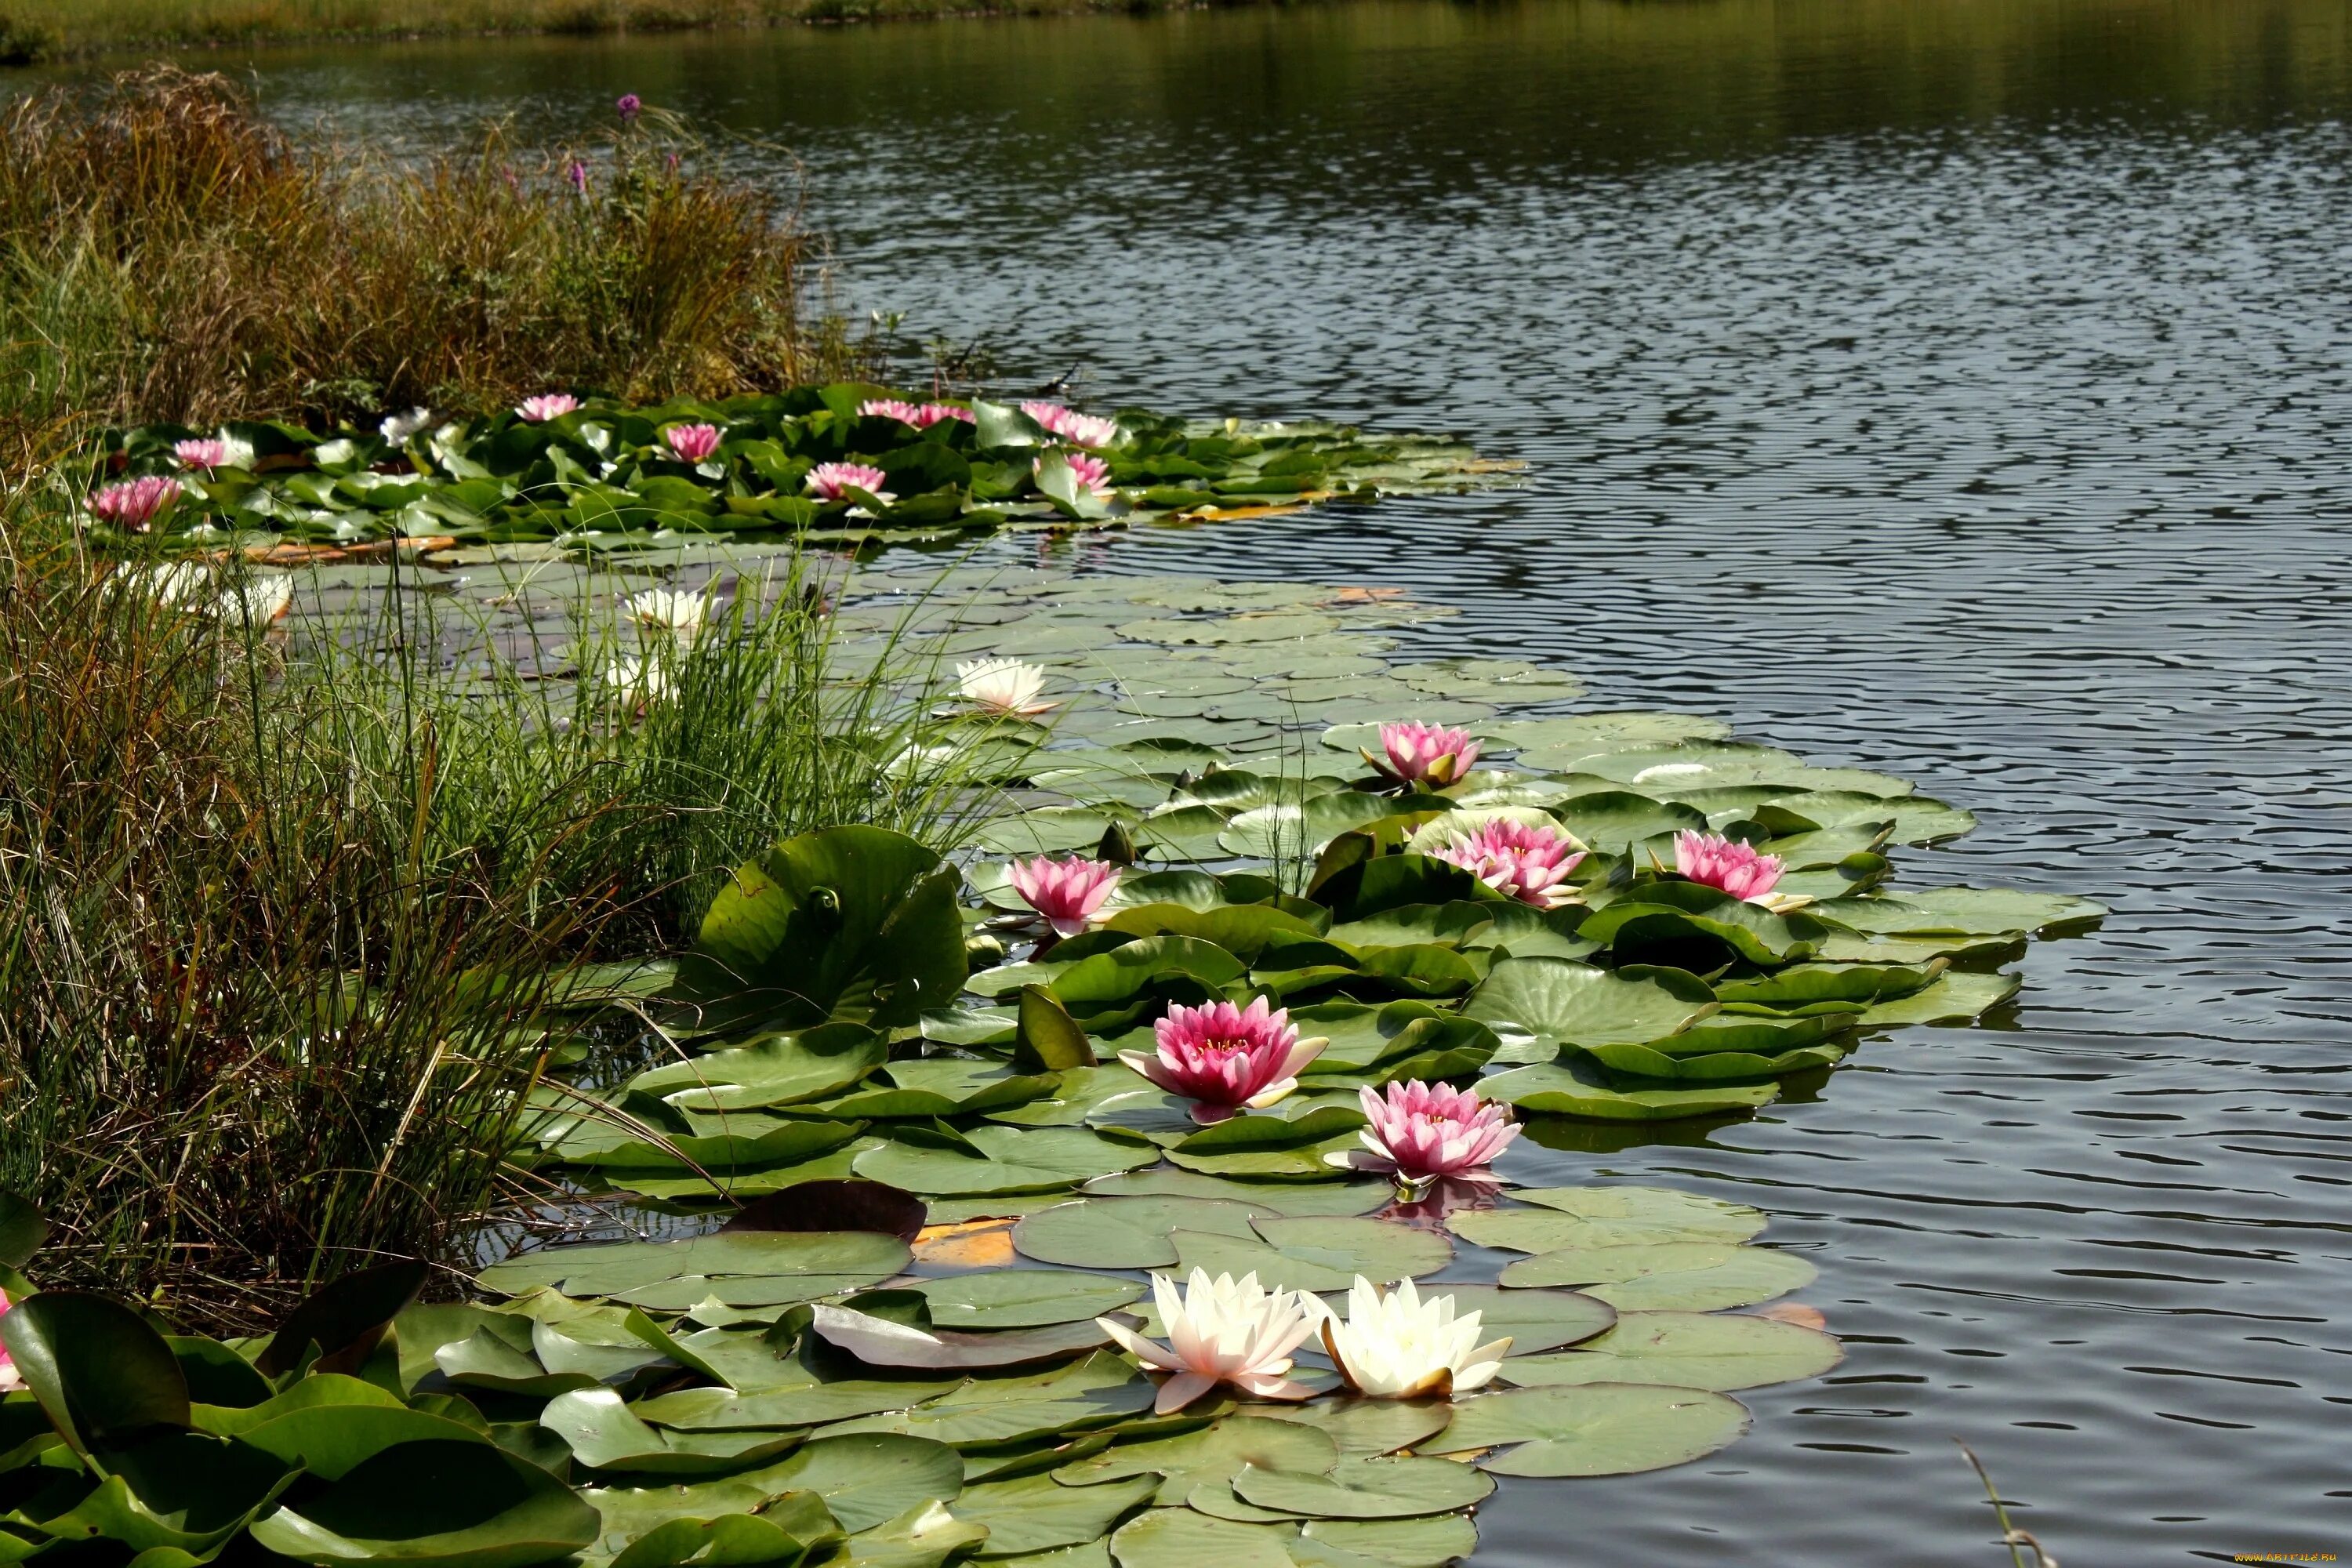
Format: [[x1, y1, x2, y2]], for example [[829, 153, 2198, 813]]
[[1462, 956, 1715, 1047], [1449, 1203, 1763, 1254], [1500, 1310, 1842, 1392], [1430, 1384, 1749, 1476], [1056, 1415, 1338, 1506], [1013, 1197, 1269, 1270], [807, 1305, 1110, 1370], [1231, 1456, 1490, 1519], [955, 1472, 1158, 1559], [1167, 1217, 1450, 1294], [478, 1231, 911, 1302], [249, 1439, 600, 1568], [909, 1272, 1145, 1330], [629, 1024, 889, 1112], [1482, 1060, 1779, 1122], [854, 1127, 1157, 1196], [1498, 1241, 1817, 1310]]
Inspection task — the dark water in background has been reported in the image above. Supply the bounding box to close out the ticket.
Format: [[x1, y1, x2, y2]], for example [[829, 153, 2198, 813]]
[[101, 3, 2352, 1562]]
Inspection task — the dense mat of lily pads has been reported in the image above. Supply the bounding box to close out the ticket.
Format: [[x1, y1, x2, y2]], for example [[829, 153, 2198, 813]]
[[0, 566, 2103, 1568], [82, 387, 1507, 553]]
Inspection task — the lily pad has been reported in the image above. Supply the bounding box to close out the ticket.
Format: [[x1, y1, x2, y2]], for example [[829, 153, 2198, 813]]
[[909, 1272, 1145, 1330], [1012, 1198, 1269, 1270], [1230, 1456, 1491, 1519], [626, 1025, 889, 1112], [855, 1127, 1157, 1196], [955, 1472, 1159, 1559], [249, 1439, 599, 1568], [1429, 1384, 1750, 1476], [1497, 1241, 1817, 1310], [1462, 957, 1715, 1047], [477, 1231, 911, 1302], [1499, 1310, 1842, 1392], [1167, 1217, 1450, 1294], [1448, 1203, 1763, 1254], [1481, 1061, 1780, 1122], [1056, 1415, 1338, 1506]]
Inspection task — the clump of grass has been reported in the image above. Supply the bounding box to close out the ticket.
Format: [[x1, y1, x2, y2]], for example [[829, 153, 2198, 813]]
[[0, 66, 837, 455], [0, 477, 991, 1330]]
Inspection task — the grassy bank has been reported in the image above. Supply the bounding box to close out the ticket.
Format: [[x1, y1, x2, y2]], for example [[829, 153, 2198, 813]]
[[0, 67, 852, 465], [0, 0, 1243, 63], [0, 481, 985, 1327]]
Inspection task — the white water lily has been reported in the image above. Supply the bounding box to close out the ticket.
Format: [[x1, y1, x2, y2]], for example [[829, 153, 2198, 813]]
[[379, 407, 434, 445], [622, 587, 712, 641], [956, 656, 1055, 717], [603, 651, 675, 708], [220, 573, 295, 626], [1318, 1276, 1512, 1399], [1096, 1269, 1320, 1414]]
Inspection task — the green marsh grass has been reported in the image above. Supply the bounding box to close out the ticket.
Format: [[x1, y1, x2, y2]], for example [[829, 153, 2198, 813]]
[[0, 480, 996, 1328], [0, 66, 840, 456]]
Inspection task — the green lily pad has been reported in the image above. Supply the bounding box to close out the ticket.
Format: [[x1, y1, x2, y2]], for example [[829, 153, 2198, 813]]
[[1079, 1170, 1388, 1216], [1481, 1060, 1780, 1122], [1012, 1198, 1269, 1270], [1254, 1399, 1454, 1458], [626, 1025, 889, 1112], [1508, 1186, 1768, 1240], [1500, 1310, 1842, 1392], [1497, 1241, 1817, 1310], [541, 1388, 805, 1474], [854, 1127, 1156, 1196], [955, 1472, 1159, 1559], [676, 827, 967, 1031], [477, 1231, 911, 1302], [249, 1440, 599, 1568], [1853, 971, 2020, 1026], [1230, 1456, 1491, 1520], [1462, 956, 1716, 1048], [909, 1271, 1145, 1330], [1298, 1513, 1479, 1568], [1429, 1384, 1749, 1476], [1056, 1415, 1338, 1505], [1167, 1217, 1450, 1294], [1105, 1509, 1294, 1568]]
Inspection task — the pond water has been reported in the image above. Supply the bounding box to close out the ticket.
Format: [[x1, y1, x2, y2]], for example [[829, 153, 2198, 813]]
[[89, 2, 2352, 1563]]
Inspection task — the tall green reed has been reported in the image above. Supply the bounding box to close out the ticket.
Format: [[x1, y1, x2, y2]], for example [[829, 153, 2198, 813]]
[[0, 481, 993, 1329]]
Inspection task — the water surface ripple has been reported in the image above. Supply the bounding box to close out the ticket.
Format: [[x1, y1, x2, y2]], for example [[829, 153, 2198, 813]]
[[132, 5, 2352, 1560]]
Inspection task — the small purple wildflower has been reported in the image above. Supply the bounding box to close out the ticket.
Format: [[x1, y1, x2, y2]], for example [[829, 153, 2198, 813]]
[[567, 159, 589, 194], [616, 93, 642, 122]]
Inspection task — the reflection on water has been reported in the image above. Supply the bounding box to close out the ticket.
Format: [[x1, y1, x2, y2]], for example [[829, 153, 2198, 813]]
[[48, 2, 2352, 1562]]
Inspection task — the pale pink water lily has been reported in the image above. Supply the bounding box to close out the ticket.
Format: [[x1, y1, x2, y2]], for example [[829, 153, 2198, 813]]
[[89, 476, 183, 532], [172, 433, 252, 472], [1040, 452, 1116, 501], [517, 394, 579, 423], [1430, 818, 1586, 908], [858, 397, 927, 424], [662, 423, 723, 463], [1008, 855, 1121, 937], [1673, 829, 1807, 910], [0, 1287, 20, 1393], [1366, 720, 1481, 787], [915, 403, 977, 427], [955, 656, 1055, 717], [1318, 1276, 1512, 1399], [1095, 1269, 1319, 1414], [804, 461, 895, 505], [1344, 1079, 1519, 1183], [1022, 401, 1120, 448], [623, 587, 711, 640], [1119, 996, 1327, 1121]]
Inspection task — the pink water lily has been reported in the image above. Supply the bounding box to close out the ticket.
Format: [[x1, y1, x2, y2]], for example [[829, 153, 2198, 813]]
[[1096, 1269, 1319, 1414], [517, 394, 579, 423], [1675, 830, 1786, 903], [859, 397, 926, 424], [1022, 401, 1120, 448], [89, 476, 183, 532], [1120, 996, 1327, 1121], [916, 403, 977, 427], [805, 462, 895, 505], [1430, 818, 1585, 908], [1348, 1080, 1519, 1183], [1009, 855, 1121, 937], [174, 438, 229, 470], [1041, 452, 1115, 501], [1367, 721, 1481, 786], [662, 423, 722, 463], [0, 1287, 20, 1392]]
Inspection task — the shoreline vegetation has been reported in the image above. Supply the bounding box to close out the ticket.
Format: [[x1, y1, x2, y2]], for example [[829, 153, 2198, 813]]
[[0, 67, 860, 474], [2, 0, 1281, 64]]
